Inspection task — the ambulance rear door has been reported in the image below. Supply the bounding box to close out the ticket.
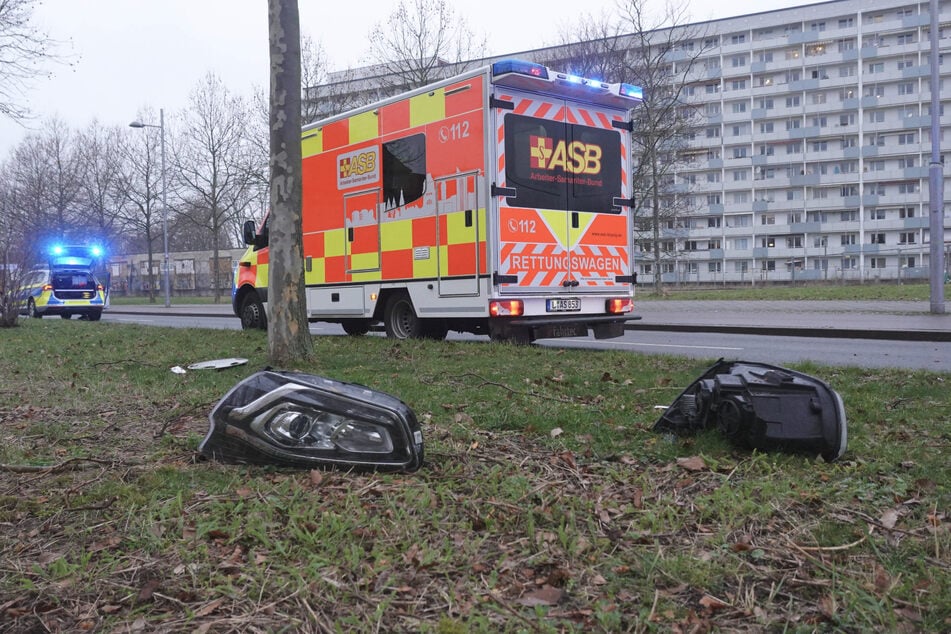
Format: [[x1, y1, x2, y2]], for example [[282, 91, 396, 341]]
[[492, 88, 632, 297]]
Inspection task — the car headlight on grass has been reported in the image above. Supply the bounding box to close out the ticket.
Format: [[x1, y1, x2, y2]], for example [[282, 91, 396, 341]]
[[199, 370, 424, 472]]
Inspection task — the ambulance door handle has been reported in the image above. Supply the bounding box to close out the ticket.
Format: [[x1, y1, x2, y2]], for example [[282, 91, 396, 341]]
[[464, 209, 472, 227], [348, 227, 354, 242], [571, 212, 579, 229]]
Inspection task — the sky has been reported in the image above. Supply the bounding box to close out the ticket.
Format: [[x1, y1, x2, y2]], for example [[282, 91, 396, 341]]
[[0, 0, 826, 158]]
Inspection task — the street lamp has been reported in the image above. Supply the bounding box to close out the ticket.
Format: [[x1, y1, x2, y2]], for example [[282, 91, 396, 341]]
[[129, 109, 170, 308]]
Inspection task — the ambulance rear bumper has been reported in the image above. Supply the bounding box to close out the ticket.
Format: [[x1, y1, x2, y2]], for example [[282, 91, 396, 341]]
[[495, 314, 640, 340]]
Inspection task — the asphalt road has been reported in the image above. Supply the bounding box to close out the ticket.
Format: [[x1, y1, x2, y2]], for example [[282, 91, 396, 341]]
[[101, 299, 951, 372]]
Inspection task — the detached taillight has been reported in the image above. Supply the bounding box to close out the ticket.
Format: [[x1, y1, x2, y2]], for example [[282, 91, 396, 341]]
[[606, 298, 633, 314], [489, 299, 524, 317]]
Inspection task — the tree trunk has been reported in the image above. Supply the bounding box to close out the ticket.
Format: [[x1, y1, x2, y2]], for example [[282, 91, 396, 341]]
[[266, 0, 312, 365]]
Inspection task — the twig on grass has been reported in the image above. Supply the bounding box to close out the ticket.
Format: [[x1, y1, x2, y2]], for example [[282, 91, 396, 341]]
[[0, 457, 114, 474]]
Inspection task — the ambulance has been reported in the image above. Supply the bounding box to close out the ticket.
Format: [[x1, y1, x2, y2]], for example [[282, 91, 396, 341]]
[[234, 59, 642, 343]]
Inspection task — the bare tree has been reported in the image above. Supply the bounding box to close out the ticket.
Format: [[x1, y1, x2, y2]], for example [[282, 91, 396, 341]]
[[0, 161, 38, 326], [621, 0, 708, 289], [0, 0, 63, 121], [117, 109, 165, 302], [545, 2, 706, 290], [365, 0, 487, 94], [175, 73, 256, 302], [3, 118, 83, 241], [266, 0, 311, 365], [76, 121, 129, 250]]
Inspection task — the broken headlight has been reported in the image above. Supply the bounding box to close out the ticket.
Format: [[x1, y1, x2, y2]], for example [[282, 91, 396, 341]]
[[654, 360, 847, 462], [199, 370, 424, 472]]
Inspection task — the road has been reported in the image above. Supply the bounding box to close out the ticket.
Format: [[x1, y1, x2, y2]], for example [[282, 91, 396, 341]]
[[101, 301, 951, 372]]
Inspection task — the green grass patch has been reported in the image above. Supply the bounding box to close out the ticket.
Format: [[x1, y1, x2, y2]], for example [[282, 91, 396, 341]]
[[637, 280, 951, 301], [0, 319, 947, 631]]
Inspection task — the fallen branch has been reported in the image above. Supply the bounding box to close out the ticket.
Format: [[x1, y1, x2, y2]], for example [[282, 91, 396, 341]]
[[0, 457, 114, 474]]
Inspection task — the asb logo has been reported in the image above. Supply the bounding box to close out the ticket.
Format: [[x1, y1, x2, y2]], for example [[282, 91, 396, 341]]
[[529, 135, 602, 175], [337, 147, 380, 189]]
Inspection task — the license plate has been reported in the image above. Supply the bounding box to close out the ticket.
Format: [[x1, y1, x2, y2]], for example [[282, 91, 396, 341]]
[[546, 298, 581, 312]]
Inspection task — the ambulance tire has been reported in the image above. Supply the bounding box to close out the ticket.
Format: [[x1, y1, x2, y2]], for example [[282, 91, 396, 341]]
[[88, 310, 102, 322], [240, 295, 268, 330], [383, 294, 423, 340], [61, 313, 72, 320], [341, 319, 371, 336]]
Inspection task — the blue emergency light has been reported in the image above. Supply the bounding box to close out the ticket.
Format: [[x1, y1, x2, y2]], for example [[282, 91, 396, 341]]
[[619, 83, 644, 100], [491, 59, 550, 80]]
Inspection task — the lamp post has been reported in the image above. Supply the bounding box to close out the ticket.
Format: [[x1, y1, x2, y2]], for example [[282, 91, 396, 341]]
[[129, 109, 170, 308]]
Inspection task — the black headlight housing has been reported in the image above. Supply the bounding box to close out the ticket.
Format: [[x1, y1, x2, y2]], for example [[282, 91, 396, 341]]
[[655, 360, 847, 462], [199, 370, 424, 472]]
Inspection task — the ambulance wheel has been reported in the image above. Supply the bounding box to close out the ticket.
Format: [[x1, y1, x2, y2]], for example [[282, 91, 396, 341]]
[[28, 299, 41, 318], [87, 310, 102, 322], [61, 313, 72, 320], [383, 295, 422, 339], [240, 295, 267, 330], [341, 319, 370, 336]]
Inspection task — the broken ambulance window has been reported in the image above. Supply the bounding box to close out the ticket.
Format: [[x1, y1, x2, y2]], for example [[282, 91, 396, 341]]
[[382, 134, 426, 209], [503, 113, 622, 213]]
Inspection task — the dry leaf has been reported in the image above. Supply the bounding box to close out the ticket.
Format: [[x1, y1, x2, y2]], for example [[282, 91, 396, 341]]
[[194, 599, 223, 618], [879, 509, 900, 529], [699, 594, 729, 611], [550, 427, 563, 438], [516, 585, 564, 607], [677, 455, 707, 472]]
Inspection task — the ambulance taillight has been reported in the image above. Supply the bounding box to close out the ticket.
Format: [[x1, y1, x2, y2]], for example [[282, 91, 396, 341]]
[[606, 298, 633, 314], [489, 300, 524, 317]]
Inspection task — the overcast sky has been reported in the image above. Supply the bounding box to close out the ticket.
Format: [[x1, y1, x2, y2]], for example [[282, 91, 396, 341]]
[[0, 0, 823, 157]]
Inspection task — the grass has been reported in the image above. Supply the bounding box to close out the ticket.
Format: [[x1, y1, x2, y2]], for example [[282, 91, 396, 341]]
[[636, 280, 951, 302], [0, 320, 948, 632]]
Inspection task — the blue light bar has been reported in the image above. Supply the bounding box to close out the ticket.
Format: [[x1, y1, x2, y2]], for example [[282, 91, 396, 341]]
[[51, 244, 64, 256], [90, 245, 103, 257], [620, 83, 644, 100], [491, 59, 550, 80]]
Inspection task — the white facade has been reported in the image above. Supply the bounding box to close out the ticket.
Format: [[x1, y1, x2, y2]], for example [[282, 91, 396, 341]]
[[642, 0, 951, 284]]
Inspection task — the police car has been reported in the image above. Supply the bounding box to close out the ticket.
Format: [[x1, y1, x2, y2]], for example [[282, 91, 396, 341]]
[[18, 246, 106, 321]]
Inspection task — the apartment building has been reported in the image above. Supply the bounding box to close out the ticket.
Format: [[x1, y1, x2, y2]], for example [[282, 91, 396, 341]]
[[645, 0, 950, 284], [307, 0, 951, 285]]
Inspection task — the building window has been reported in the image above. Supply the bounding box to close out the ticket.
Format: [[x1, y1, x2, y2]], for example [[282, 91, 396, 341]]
[[732, 147, 748, 159], [842, 257, 857, 270], [870, 257, 886, 269], [708, 217, 722, 228], [867, 110, 885, 123], [864, 84, 885, 98], [837, 37, 856, 52], [760, 122, 774, 133], [706, 126, 721, 138], [706, 172, 721, 183], [904, 256, 917, 268], [898, 82, 916, 95], [841, 233, 857, 245], [785, 118, 801, 130], [899, 232, 917, 244], [731, 192, 749, 203], [731, 54, 748, 67], [707, 194, 721, 205], [708, 262, 722, 273], [839, 64, 857, 77], [898, 132, 916, 145], [868, 208, 886, 220], [898, 182, 919, 194], [897, 32, 916, 45], [785, 95, 801, 107], [841, 185, 858, 196], [812, 140, 828, 152], [868, 62, 884, 74], [786, 235, 803, 248], [732, 101, 747, 113], [899, 206, 916, 218], [731, 79, 747, 90], [733, 169, 748, 181], [759, 51, 774, 63], [870, 232, 886, 244], [761, 214, 775, 225], [838, 17, 855, 28], [841, 209, 858, 221], [731, 33, 747, 44], [734, 260, 749, 273]]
